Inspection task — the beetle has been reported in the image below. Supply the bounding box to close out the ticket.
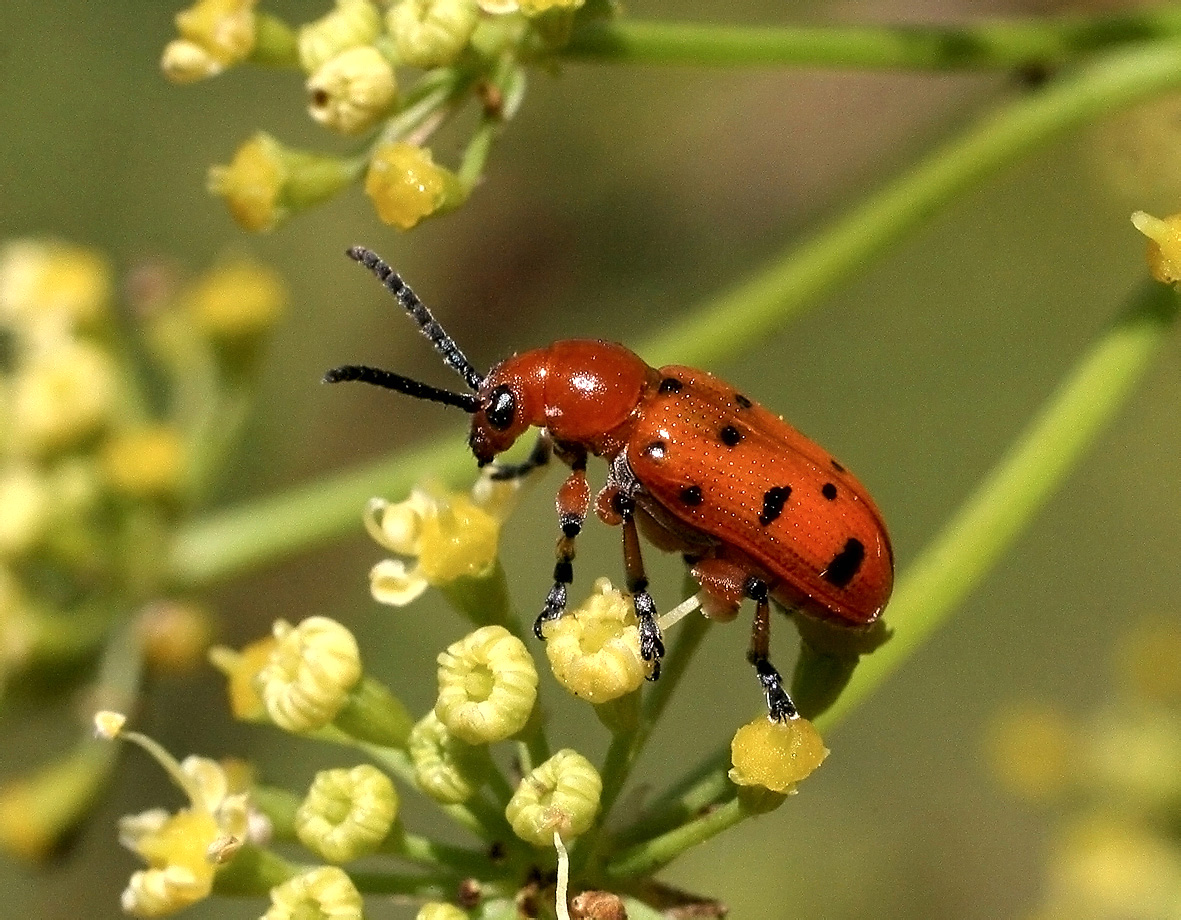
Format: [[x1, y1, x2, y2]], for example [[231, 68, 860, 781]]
[[327, 246, 893, 721]]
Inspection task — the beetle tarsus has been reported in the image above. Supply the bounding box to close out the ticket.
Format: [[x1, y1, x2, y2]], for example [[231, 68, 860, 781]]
[[632, 590, 665, 680], [752, 657, 798, 722], [534, 582, 567, 639]]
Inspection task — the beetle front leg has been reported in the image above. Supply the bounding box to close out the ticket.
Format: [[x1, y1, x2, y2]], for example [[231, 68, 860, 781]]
[[745, 577, 799, 722], [615, 494, 666, 680], [533, 455, 589, 640], [490, 433, 552, 481]]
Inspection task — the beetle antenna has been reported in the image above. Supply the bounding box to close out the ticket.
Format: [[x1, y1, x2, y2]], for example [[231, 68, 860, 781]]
[[324, 365, 480, 413], [347, 246, 485, 392]]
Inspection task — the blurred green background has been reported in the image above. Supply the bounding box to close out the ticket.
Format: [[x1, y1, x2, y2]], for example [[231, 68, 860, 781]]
[[3, 1, 1181, 917]]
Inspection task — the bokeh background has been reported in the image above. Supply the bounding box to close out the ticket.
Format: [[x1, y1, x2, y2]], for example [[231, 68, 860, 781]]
[[3, 0, 1181, 917]]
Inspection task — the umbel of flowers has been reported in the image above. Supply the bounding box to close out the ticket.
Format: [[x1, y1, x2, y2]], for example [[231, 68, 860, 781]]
[[0, 239, 286, 862], [163, 0, 609, 232], [112, 471, 830, 918]]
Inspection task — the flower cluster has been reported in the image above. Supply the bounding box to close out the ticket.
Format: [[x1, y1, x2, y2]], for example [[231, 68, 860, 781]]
[[164, 0, 604, 231], [990, 619, 1181, 919], [0, 239, 285, 862]]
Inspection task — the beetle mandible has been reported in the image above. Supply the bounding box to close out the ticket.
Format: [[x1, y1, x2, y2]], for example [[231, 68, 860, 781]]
[[327, 247, 893, 721]]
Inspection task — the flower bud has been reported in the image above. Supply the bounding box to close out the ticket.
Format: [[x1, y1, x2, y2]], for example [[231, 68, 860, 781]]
[[408, 711, 484, 804], [298, 0, 382, 73], [100, 426, 187, 499], [435, 625, 537, 744], [505, 749, 601, 847], [307, 46, 397, 135], [263, 865, 364, 920], [387, 0, 480, 69], [184, 258, 288, 341], [208, 133, 355, 232], [11, 340, 117, 455], [418, 903, 469, 920], [545, 578, 648, 704], [365, 142, 466, 230], [729, 715, 828, 795], [163, 0, 259, 83], [258, 617, 362, 733], [1131, 210, 1181, 285], [295, 764, 398, 862]]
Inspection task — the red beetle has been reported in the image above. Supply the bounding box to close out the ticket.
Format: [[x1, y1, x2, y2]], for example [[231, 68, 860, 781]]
[[328, 247, 892, 720]]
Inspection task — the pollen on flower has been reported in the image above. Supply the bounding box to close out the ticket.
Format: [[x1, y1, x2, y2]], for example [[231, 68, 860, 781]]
[[263, 865, 364, 920], [435, 625, 538, 744], [545, 578, 649, 704], [258, 617, 362, 733], [729, 715, 828, 794], [364, 142, 463, 230], [504, 749, 601, 847]]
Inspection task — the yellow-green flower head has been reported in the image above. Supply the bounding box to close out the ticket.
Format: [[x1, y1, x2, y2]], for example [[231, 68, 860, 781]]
[[10, 340, 117, 456], [477, 0, 583, 13], [408, 711, 484, 804], [435, 625, 537, 744], [364, 142, 466, 230], [298, 0, 382, 73], [295, 764, 398, 863], [505, 749, 601, 847], [162, 0, 259, 84], [306, 46, 397, 136], [0, 239, 110, 338], [263, 865, 364, 920], [366, 479, 517, 606], [208, 133, 354, 233], [100, 426, 187, 500], [1132, 210, 1181, 285], [209, 634, 279, 720], [544, 577, 649, 704], [387, 0, 480, 70], [258, 617, 363, 733], [417, 903, 469, 920], [183, 258, 288, 340], [0, 465, 49, 558], [112, 731, 253, 917], [729, 715, 828, 795]]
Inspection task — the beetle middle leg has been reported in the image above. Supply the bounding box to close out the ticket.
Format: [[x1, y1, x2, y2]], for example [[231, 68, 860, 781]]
[[612, 493, 665, 680], [745, 576, 798, 722], [533, 449, 589, 640]]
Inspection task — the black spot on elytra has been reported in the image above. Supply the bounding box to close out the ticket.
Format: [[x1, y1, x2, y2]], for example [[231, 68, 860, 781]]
[[822, 482, 838, 500], [831, 459, 845, 473], [735, 393, 752, 409], [823, 538, 864, 587], [759, 486, 791, 525], [719, 424, 742, 447], [680, 485, 703, 506], [659, 377, 683, 394]]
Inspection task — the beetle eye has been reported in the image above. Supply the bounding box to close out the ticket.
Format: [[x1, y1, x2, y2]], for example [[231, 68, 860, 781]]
[[485, 385, 516, 431]]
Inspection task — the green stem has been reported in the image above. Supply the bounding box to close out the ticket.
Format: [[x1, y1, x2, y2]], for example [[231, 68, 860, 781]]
[[604, 796, 746, 879], [641, 37, 1181, 368], [168, 39, 1181, 586], [384, 827, 495, 876], [564, 10, 1181, 69]]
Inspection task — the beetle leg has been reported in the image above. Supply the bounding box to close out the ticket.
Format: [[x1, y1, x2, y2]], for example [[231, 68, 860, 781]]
[[745, 577, 798, 722], [615, 494, 665, 680], [533, 454, 589, 640], [490, 433, 552, 481]]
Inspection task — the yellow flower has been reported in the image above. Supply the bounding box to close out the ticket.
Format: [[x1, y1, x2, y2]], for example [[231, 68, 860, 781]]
[[183, 257, 288, 340], [296, 764, 398, 863], [163, 0, 259, 83], [307, 46, 397, 135], [435, 625, 537, 744], [366, 476, 519, 606], [258, 617, 363, 733], [10, 339, 118, 455], [208, 635, 279, 721], [100, 426, 187, 499], [728, 715, 828, 795], [544, 578, 649, 704], [505, 749, 601, 847], [0, 239, 110, 336], [1131, 210, 1181, 285], [364, 142, 466, 230], [298, 0, 382, 73], [387, 0, 480, 69], [208, 133, 354, 232]]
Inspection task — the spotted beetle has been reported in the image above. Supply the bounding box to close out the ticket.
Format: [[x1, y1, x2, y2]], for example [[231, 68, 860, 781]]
[[327, 247, 893, 721]]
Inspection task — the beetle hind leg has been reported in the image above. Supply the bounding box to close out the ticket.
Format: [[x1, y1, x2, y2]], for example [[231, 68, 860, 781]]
[[617, 497, 665, 680], [745, 577, 799, 722], [533, 455, 589, 640]]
